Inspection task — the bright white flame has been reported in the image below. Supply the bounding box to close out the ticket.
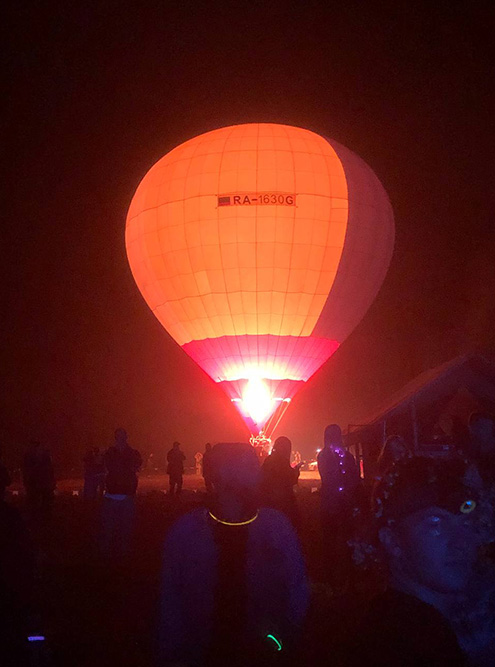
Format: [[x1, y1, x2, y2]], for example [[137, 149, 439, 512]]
[[242, 378, 275, 425]]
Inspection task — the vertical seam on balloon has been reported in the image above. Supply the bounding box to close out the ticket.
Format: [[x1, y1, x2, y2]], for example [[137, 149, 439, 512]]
[[289, 126, 315, 378], [309, 137, 348, 341], [162, 146, 187, 343], [216, 125, 242, 368], [315, 135, 339, 345], [292, 131, 310, 339], [271, 124, 298, 380], [233, 128, 247, 341], [322, 138, 351, 340], [140, 194, 177, 337], [293, 133, 316, 380], [179, 134, 210, 343], [297, 135, 328, 379], [255, 123, 260, 374], [194, 135, 216, 341]]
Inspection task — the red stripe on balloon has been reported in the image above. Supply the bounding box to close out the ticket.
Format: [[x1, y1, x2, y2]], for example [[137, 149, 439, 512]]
[[182, 335, 340, 384]]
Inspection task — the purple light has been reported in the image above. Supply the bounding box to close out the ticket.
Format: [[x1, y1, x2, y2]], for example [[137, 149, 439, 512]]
[[27, 636, 45, 642]]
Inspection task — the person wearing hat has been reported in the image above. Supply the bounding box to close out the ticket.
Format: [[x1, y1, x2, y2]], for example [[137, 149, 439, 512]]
[[157, 442, 309, 666], [348, 456, 488, 666]]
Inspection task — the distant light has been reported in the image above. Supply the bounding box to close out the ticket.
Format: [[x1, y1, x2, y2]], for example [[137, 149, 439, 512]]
[[27, 636, 45, 642]]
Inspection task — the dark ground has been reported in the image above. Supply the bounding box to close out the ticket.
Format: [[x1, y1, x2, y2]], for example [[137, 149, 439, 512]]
[[13, 486, 380, 666]]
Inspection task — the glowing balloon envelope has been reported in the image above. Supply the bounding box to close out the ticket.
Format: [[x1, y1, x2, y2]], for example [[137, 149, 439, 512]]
[[126, 123, 394, 435]]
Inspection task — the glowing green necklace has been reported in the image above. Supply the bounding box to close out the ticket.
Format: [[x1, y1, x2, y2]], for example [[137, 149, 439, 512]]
[[208, 510, 259, 526]]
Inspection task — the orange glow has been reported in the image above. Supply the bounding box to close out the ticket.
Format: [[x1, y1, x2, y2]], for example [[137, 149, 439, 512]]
[[125, 123, 394, 433], [126, 124, 348, 346]]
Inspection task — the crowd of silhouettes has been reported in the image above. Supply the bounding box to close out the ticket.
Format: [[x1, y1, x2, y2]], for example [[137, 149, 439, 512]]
[[0, 412, 495, 665]]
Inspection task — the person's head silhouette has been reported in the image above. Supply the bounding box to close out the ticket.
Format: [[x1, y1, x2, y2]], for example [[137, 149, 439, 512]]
[[209, 443, 260, 523], [324, 424, 343, 450], [271, 436, 292, 462]]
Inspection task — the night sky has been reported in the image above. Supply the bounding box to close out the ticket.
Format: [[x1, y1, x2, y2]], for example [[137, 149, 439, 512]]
[[2, 1, 494, 469]]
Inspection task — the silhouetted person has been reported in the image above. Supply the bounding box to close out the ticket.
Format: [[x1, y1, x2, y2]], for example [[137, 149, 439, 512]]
[[22, 441, 55, 520], [167, 441, 185, 497], [260, 435, 301, 526], [202, 442, 213, 493], [376, 434, 410, 477], [158, 442, 309, 666], [348, 456, 492, 666], [318, 424, 360, 508], [100, 428, 142, 560], [317, 424, 360, 591], [83, 446, 105, 500]]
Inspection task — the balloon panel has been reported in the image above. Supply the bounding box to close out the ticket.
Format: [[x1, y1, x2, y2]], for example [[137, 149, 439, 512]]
[[183, 334, 339, 382], [312, 137, 394, 340]]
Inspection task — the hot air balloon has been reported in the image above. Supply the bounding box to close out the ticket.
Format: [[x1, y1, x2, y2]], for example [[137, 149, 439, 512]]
[[125, 123, 394, 441]]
